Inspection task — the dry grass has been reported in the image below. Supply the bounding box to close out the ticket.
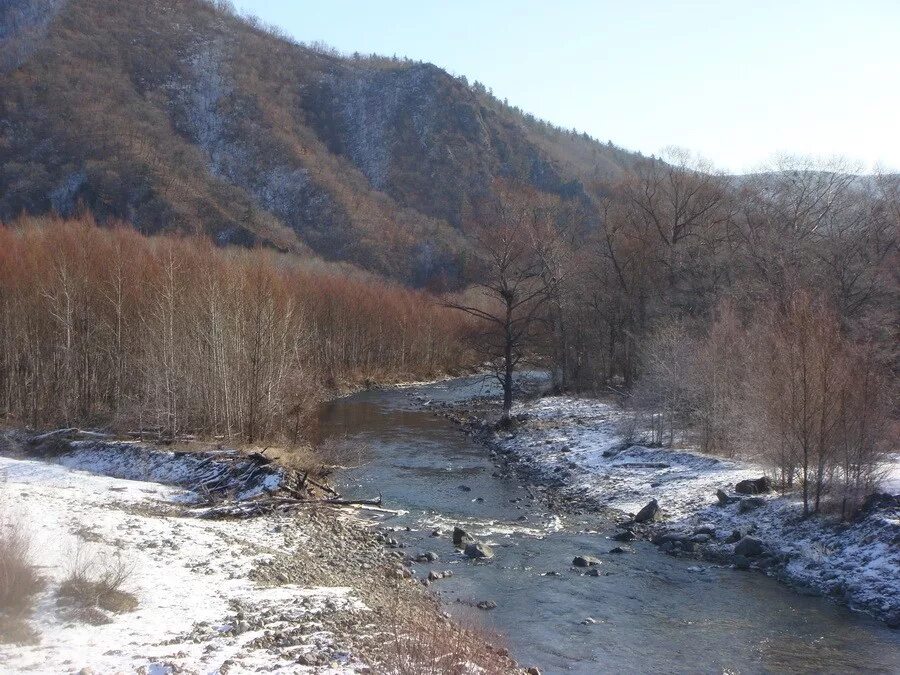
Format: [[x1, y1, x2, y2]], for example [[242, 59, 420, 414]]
[[265, 437, 369, 481], [0, 519, 43, 644], [372, 588, 516, 675], [56, 545, 137, 623]]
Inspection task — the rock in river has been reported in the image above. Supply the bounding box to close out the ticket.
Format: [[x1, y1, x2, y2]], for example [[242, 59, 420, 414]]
[[573, 555, 601, 567], [608, 546, 633, 554], [464, 542, 494, 559], [612, 529, 636, 542], [633, 499, 661, 523], [452, 526, 472, 547], [416, 551, 439, 563]]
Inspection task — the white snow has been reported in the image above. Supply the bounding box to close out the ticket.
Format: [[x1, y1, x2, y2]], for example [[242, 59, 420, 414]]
[[0, 456, 365, 674], [497, 395, 900, 623]]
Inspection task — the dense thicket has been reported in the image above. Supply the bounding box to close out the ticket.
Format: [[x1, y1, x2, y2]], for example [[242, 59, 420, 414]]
[[575, 155, 897, 511], [457, 154, 897, 513], [0, 217, 468, 442]]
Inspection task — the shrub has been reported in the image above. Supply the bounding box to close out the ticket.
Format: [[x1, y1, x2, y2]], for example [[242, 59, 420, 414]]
[[0, 519, 43, 644], [56, 545, 137, 621]]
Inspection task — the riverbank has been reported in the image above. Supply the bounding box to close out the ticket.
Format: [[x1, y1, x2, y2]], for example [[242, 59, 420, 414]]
[[0, 433, 519, 673], [424, 391, 900, 629]]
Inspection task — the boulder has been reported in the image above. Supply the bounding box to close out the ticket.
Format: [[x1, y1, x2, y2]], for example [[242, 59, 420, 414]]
[[738, 497, 766, 513], [464, 542, 494, 559], [735, 476, 773, 495], [572, 555, 601, 567], [452, 527, 472, 547], [612, 529, 636, 543], [633, 499, 661, 523], [734, 536, 764, 557], [585, 567, 603, 576]]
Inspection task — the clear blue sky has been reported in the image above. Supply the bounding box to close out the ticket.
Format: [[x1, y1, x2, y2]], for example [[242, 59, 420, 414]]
[[233, 1, 899, 174]]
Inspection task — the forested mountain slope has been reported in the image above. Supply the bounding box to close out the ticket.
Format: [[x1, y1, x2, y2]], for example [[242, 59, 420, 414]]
[[0, 0, 644, 287]]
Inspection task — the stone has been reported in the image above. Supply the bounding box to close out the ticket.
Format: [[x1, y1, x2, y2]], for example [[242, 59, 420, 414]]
[[608, 545, 633, 554], [476, 600, 497, 610], [416, 551, 439, 563], [585, 568, 603, 576], [572, 555, 601, 567], [716, 489, 738, 506], [732, 554, 751, 570], [458, 485, 472, 492], [690, 534, 711, 544], [464, 542, 494, 559], [725, 529, 742, 543], [694, 525, 716, 536], [581, 617, 597, 625], [734, 536, 764, 557], [633, 499, 661, 523], [738, 497, 766, 513], [452, 527, 472, 547], [735, 476, 773, 495], [612, 529, 636, 542], [430, 529, 442, 537]]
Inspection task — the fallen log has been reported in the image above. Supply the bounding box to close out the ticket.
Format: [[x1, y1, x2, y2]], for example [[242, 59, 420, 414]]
[[322, 494, 382, 506], [191, 492, 382, 519], [306, 476, 340, 496]]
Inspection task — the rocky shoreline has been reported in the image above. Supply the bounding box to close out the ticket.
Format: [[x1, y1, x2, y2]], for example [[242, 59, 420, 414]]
[[417, 391, 900, 630], [0, 431, 522, 673]]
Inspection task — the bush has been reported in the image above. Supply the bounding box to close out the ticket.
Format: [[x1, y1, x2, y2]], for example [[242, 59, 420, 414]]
[[0, 519, 43, 644], [56, 545, 137, 622]]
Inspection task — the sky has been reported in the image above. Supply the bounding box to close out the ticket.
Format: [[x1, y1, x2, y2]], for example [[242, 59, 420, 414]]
[[232, 1, 899, 174]]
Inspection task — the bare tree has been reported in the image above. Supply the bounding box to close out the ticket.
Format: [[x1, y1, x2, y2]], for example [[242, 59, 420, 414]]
[[447, 188, 557, 425]]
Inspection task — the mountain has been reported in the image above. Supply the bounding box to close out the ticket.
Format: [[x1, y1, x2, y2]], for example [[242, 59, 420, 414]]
[[0, 0, 646, 287]]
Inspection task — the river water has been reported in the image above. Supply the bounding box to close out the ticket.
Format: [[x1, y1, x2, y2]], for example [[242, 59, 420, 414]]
[[321, 375, 900, 674]]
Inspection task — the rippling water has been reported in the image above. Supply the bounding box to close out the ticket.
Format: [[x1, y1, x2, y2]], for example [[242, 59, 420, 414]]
[[321, 376, 900, 674]]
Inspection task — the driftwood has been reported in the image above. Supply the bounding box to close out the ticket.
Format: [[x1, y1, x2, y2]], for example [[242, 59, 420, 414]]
[[194, 493, 382, 519]]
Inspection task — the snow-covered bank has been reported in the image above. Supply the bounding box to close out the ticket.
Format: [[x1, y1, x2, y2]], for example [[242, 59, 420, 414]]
[[453, 394, 900, 627], [0, 437, 523, 674], [0, 455, 367, 673]]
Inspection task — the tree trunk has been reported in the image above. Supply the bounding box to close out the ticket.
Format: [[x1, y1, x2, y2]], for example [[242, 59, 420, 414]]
[[502, 336, 513, 426]]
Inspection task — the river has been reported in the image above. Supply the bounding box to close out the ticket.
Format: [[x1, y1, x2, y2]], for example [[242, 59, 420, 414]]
[[320, 375, 900, 674]]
